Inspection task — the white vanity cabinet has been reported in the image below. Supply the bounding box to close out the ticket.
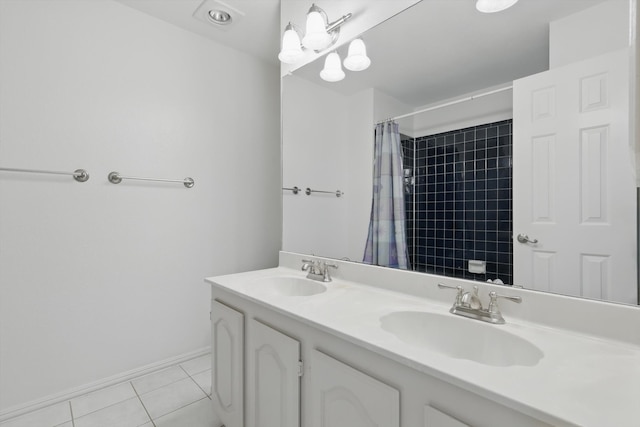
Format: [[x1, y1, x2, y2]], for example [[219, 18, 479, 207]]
[[246, 318, 301, 427], [210, 285, 554, 427], [210, 300, 244, 427], [310, 350, 399, 427], [210, 293, 402, 427]]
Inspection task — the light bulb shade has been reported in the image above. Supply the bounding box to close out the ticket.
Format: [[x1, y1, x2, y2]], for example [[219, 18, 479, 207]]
[[475, 0, 518, 13], [343, 38, 371, 71], [302, 10, 331, 50], [320, 52, 345, 82], [278, 27, 304, 64]]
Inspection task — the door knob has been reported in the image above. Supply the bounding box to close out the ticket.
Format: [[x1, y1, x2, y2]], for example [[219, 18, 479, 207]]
[[517, 234, 538, 244]]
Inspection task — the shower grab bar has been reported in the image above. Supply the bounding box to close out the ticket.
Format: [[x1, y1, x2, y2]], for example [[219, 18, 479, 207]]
[[0, 167, 89, 182], [305, 187, 343, 197], [108, 171, 194, 188]]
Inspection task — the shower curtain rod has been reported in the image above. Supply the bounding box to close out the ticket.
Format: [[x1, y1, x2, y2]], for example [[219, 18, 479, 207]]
[[378, 85, 513, 124]]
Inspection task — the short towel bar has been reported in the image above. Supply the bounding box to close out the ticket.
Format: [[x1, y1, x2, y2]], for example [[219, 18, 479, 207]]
[[305, 188, 343, 197], [108, 172, 194, 188], [282, 186, 343, 197]]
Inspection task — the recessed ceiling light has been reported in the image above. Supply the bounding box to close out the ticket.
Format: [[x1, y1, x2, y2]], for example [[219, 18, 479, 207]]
[[208, 9, 232, 25]]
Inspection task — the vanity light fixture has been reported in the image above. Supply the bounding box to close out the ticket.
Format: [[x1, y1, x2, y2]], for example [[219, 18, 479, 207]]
[[302, 4, 333, 50], [278, 3, 352, 64], [319, 38, 370, 83], [475, 0, 519, 13], [278, 23, 304, 64], [320, 51, 345, 82], [475, 0, 518, 13], [343, 38, 371, 71]]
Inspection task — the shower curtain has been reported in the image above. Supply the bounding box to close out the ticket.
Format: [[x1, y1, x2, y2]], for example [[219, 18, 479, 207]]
[[363, 121, 410, 269]]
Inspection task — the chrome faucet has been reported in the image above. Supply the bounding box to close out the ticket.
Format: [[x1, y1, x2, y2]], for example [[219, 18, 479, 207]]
[[302, 259, 338, 282], [438, 283, 521, 324]]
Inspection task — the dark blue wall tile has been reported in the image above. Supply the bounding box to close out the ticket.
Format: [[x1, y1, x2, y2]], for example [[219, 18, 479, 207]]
[[404, 119, 513, 284]]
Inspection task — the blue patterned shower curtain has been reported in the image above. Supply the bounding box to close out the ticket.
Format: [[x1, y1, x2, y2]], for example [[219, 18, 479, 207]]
[[363, 121, 410, 269]]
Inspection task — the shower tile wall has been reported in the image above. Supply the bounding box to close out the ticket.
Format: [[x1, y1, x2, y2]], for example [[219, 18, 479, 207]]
[[402, 120, 513, 284]]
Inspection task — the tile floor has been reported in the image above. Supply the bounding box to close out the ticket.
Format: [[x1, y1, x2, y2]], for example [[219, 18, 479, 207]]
[[0, 354, 221, 427]]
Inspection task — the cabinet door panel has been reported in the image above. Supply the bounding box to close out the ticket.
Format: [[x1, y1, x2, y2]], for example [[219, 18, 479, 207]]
[[311, 350, 399, 427], [424, 405, 471, 427], [248, 319, 300, 427], [211, 300, 244, 427]]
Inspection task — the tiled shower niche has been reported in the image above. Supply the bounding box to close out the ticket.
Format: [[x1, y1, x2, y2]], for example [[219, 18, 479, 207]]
[[402, 119, 513, 284]]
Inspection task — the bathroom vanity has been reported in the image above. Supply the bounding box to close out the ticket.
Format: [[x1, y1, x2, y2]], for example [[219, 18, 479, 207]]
[[205, 252, 640, 427]]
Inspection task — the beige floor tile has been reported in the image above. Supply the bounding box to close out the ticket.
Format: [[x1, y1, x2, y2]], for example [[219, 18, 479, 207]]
[[139, 377, 207, 419], [191, 369, 212, 396], [0, 402, 71, 427], [131, 366, 188, 395], [179, 354, 211, 376], [71, 382, 137, 418], [74, 397, 150, 427], [153, 398, 220, 427]]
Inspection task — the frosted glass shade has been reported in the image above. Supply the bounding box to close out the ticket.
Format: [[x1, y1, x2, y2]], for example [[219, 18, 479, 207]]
[[343, 38, 371, 72], [302, 10, 331, 50], [476, 0, 518, 13], [278, 27, 304, 64], [320, 52, 345, 82]]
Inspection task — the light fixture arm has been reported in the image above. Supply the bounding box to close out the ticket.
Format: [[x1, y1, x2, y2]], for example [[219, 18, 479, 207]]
[[326, 12, 352, 33]]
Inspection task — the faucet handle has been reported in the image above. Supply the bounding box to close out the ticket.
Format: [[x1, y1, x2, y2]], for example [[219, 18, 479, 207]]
[[321, 263, 338, 282], [488, 291, 522, 314], [301, 259, 319, 273], [438, 283, 464, 306]]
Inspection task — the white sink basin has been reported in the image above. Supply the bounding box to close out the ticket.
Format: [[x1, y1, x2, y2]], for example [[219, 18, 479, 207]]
[[380, 311, 543, 367], [251, 276, 327, 297]]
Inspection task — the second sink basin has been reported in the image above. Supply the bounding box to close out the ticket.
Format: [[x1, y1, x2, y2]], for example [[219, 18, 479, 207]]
[[251, 276, 327, 297], [380, 311, 543, 367]]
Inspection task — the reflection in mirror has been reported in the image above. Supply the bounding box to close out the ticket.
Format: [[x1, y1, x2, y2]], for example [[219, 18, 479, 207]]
[[282, 0, 639, 306]]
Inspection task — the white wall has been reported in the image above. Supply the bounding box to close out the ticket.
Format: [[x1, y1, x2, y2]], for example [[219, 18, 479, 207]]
[[411, 86, 513, 138], [281, 74, 349, 259], [550, 0, 630, 68], [0, 0, 281, 414], [345, 89, 375, 262]]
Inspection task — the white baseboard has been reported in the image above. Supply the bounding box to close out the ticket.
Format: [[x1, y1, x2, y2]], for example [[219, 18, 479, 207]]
[[0, 346, 211, 423]]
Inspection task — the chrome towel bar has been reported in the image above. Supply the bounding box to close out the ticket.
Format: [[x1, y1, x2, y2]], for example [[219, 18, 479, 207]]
[[282, 186, 301, 194], [108, 172, 194, 188], [0, 167, 89, 182], [282, 186, 343, 197], [306, 187, 343, 197]]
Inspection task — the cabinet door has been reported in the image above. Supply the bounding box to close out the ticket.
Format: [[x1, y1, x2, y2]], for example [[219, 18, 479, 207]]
[[424, 405, 471, 427], [311, 350, 399, 427], [247, 319, 301, 427], [211, 300, 244, 427]]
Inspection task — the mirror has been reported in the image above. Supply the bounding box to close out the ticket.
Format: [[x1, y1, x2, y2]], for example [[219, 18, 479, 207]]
[[282, 0, 639, 306]]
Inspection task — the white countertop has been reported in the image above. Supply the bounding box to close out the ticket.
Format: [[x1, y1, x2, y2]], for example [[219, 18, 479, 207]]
[[206, 262, 640, 427]]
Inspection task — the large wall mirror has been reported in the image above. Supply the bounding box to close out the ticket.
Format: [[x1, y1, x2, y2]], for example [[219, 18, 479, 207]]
[[282, 0, 639, 307]]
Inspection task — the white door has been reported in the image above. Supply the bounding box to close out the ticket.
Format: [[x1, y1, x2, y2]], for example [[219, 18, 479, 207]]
[[211, 300, 244, 427], [513, 48, 637, 304], [311, 350, 399, 427], [247, 319, 300, 427]]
